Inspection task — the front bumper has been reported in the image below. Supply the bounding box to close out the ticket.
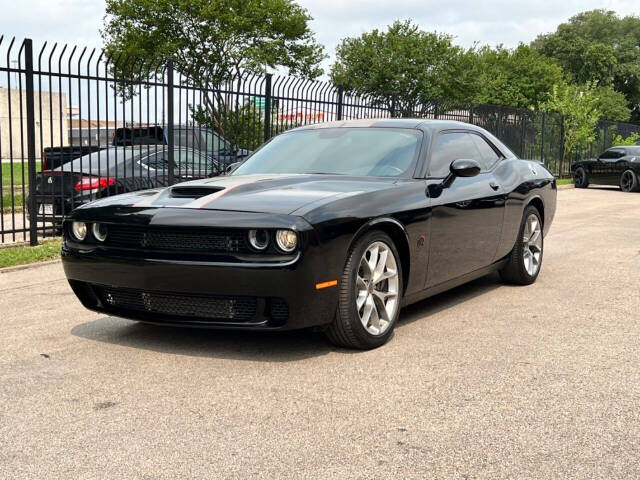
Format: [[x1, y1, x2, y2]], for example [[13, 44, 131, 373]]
[[61, 211, 343, 330]]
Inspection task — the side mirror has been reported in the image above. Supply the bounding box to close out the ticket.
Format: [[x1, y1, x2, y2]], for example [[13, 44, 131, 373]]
[[441, 158, 481, 188], [450, 158, 481, 177]]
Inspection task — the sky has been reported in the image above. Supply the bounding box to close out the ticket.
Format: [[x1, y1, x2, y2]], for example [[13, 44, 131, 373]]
[[0, 0, 639, 73]]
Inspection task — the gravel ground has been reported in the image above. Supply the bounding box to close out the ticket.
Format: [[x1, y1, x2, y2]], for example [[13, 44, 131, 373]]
[[1, 186, 639, 479]]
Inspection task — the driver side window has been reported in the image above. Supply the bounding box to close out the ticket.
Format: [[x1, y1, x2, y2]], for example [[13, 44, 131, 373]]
[[429, 132, 482, 178]]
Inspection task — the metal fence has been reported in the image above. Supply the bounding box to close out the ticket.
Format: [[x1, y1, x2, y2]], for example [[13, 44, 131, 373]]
[[1, 37, 639, 245]]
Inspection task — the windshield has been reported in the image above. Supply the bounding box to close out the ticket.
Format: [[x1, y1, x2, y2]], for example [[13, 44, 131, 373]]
[[232, 128, 422, 177]]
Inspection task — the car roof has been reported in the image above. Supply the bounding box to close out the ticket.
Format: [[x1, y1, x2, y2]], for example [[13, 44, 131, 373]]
[[282, 119, 519, 159], [610, 145, 640, 152], [291, 118, 488, 134]]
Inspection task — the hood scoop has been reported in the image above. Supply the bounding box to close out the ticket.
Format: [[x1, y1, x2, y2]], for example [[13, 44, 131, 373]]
[[169, 186, 224, 199]]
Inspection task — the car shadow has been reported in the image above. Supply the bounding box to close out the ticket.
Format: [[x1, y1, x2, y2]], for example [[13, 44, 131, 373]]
[[71, 318, 338, 362], [398, 272, 503, 326], [70, 273, 504, 361]]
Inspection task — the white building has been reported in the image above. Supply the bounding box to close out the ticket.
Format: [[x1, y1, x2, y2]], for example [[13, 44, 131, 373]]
[[0, 87, 69, 161]]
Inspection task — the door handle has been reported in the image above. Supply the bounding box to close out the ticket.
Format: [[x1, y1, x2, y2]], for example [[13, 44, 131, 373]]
[[489, 182, 500, 191]]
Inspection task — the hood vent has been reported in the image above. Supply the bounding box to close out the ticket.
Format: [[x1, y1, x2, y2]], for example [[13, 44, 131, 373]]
[[169, 186, 224, 199]]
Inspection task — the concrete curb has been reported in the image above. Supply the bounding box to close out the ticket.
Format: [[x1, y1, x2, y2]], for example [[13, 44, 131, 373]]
[[0, 258, 61, 274]]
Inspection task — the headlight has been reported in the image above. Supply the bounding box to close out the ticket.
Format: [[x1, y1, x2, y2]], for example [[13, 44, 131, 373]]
[[70, 221, 87, 241], [92, 223, 108, 242], [275, 229, 297, 253], [248, 229, 269, 251]]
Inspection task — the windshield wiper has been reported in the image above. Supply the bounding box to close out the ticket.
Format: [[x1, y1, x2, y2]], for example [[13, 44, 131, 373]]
[[303, 172, 344, 175]]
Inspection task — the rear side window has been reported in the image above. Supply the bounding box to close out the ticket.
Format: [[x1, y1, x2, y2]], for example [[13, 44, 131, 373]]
[[141, 151, 168, 170], [429, 132, 481, 177], [176, 150, 214, 174], [600, 148, 625, 159], [470, 134, 500, 170]]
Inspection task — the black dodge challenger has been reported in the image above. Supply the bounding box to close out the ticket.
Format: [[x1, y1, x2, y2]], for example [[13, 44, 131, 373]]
[[572, 145, 640, 192], [62, 119, 557, 349]]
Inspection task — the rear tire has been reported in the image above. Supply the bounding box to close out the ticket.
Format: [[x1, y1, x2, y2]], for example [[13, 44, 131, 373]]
[[499, 206, 543, 286], [574, 167, 589, 188], [325, 231, 403, 350], [620, 169, 639, 193]]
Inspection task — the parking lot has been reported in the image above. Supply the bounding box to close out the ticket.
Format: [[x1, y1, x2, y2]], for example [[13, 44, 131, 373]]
[[1, 186, 639, 479]]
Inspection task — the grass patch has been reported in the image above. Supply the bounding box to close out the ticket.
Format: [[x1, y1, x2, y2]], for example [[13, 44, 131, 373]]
[[1, 187, 24, 212], [0, 239, 61, 269], [556, 178, 573, 186], [1, 162, 42, 186]]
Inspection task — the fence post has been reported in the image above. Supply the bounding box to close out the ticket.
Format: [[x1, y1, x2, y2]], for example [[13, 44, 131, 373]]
[[337, 85, 344, 121], [434, 100, 439, 119], [166, 60, 175, 186], [540, 112, 546, 164], [264, 73, 272, 142], [468, 103, 474, 124], [520, 113, 526, 158], [24, 39, 38, 246], [559, 115, 565, 177], [390, 93, 397, 118]]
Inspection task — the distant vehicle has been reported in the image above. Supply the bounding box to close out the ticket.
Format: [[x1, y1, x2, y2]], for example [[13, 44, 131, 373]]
[[33, 146, 221, 224], [112, 126, 251, 166], [572, 146, 640, 192], [41, 126, 250, 170]]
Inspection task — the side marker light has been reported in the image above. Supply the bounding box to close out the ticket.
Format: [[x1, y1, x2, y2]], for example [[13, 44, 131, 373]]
[[316, 280, 338, 290]]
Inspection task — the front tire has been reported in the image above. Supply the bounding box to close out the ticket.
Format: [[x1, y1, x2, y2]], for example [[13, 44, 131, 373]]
[[620, 169, 639, 192], [499, 206, 543, 285], [325, 231, 403, 349], [574, 167, 589, 188]]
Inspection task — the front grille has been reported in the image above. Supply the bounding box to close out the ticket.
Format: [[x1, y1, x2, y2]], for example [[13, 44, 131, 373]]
[[96, 286, 257, 322], [106, 225, 249, 254]]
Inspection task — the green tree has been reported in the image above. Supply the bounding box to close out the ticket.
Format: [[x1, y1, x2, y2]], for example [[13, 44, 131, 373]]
[[103, 0, 326, 146], [192, 102, 266, 151], [611, 132, 640, 146], [329, 20, 476, 115], [532, 10, 640, 121], [593, 85, 631, 122], [103, 0, 326, 81], [472, 44, 565, 109], [541, 83, 602, 165]]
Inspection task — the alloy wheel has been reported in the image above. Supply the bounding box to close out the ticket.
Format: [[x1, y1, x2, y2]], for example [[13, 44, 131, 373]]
[[356, 241, 399, 335], [574, 169, 585, 187], [522, 214, 542, 276]]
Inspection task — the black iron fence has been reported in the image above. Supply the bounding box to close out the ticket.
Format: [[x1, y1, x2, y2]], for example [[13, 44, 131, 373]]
[[1, 36, 639, 245]]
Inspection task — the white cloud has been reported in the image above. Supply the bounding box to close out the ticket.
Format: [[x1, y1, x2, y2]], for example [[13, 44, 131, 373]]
[[297, 0, 640, 69], [0, 0, 105, 48]]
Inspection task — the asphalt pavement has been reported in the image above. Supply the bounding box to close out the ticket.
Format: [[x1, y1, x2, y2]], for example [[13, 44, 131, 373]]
[[1, 186, 639, 479]]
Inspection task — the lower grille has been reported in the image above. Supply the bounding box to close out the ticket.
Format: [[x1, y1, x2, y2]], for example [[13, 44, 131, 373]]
[[95, 286, 257, 322], [268, 298, 290, 323]]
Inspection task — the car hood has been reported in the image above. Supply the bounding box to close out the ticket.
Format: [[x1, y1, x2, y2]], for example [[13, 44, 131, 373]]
[[85, 173, 399, 215]]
